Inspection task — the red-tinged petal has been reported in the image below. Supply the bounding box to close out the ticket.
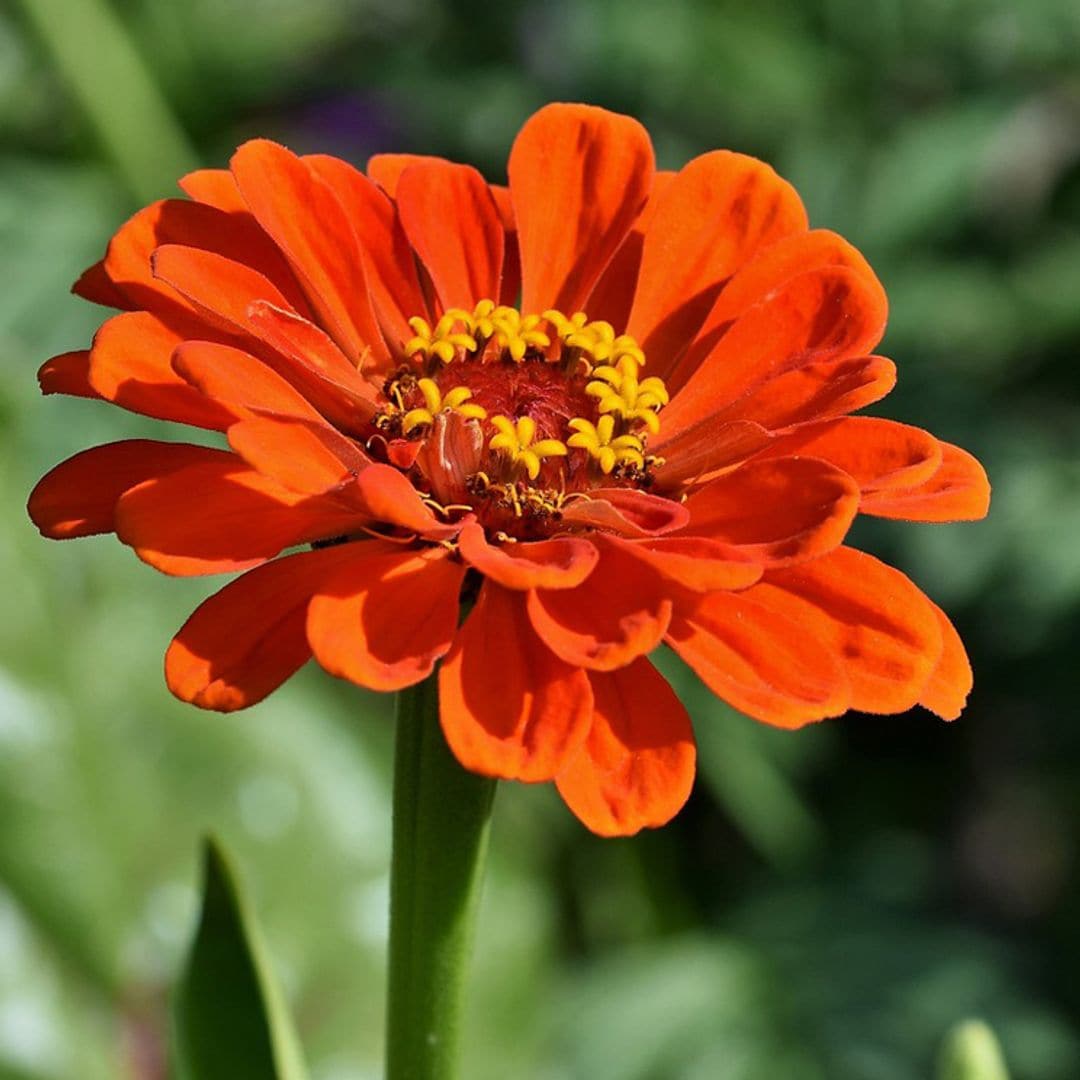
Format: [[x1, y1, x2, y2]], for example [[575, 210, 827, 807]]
[[439, 582, 593, 782], [559, 488, 690, 538], [492, 184, 523, 308], [172, 341, 324, 422], [243, 301, 380, 434], [667, 590, 851, 728], [244, 299, 364, 378], [683, 457, 859, 566], [227, 415, 368, 495], [458, 521, 598, 590], [919, 601, 973, 721], [89, 312, 236, 430], [488, 184, 515, 231], [165, 543, 368, 711], [652, 419, 773, 490], [308, 548, 464, 691], [414, 411, 483, 506], [115, 455, 362, 575], [230, 140, 388, 365], [509, 103, 655, 313], [755, 547, 944, 714], [38, 350, 98, 399], [151, 244, 296, 336], [711, 354, 897, 431], [861, 442, 991, 522], [305, 154, 429, 347], [627, 151, 808, 371], [669, 229, 883, 386], [178, 168, 247, 212], [586, 170, 676, 330], [661, 265, 889, 437], [759, 417, 943, 495], [367, 153, 448, 196], [526, 538, 672, 670], [72, 260, 131, 309], [609, 536, 763, 592], [556, 658, 696, 836], [103, 197, 311, 318], [28, 440, 217, 539], [345, 464, 462, 540], [396, 160, 504, 311]]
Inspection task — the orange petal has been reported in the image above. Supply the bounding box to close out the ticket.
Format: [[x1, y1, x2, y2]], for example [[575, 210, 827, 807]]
[[305, 153, 429, 348], [165, 543, 368, 711], [88, 312, 236, 430], [509, 103, 654, 313], [758, 417, 943, 495], [28, 440, 217, 539], [661, 265, 889, 437], [115, 454, 361, 575], [919, 601, 973, 721], [492, 183, 523, 308], [608, 536, 763, 592], [244, 301, 379, 434], [860, 442, 990, 522], [526, 538, 672, 670], [72, 260, 131, 309], [307, 548, 464, 691], [666, 589, 851, 728], [38, 350, 98, 399], [559, 488, 690, 537], [151, 243, 297, 335], [172, 341, 324, 422], [439, 583, 593, 782], [230, 140, 389, 365], [103, 197, 311, 319], [586, 170, 676, 330], [652, 419, 773, 489], [345, 464, 462, 540], [396, 160, 504, 311], [754, 547, 944, 714], [457, 521, 598, 590], [627, 151, 807, 372], [669, 228, 883, 386], [226, 415, 369, 495], [178, 168, 247, 212], [683, 457, 859, 566], [155, 250, 378, 432], [367, 153, 448, 196], [556, 658, 696, 836], [709, 354, 897, 431]]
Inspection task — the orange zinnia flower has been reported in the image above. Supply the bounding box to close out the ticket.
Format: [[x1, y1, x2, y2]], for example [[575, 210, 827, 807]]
[[29, 104, 989, 836]]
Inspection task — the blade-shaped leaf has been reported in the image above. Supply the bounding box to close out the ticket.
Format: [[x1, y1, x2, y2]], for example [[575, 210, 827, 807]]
[[170, 837, 309, 1080]]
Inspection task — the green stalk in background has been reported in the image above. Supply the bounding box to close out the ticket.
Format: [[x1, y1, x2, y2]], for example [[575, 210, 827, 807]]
[[13, 0, 198, 203], [385, 673, 497, 1079]]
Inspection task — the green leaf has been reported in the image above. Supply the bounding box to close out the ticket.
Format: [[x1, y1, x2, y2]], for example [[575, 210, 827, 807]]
[[170, 837, 310, 1080], [938, 1019, 1011, 1080]]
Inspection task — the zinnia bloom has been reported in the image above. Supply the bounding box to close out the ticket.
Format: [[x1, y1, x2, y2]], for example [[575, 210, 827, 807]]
[[29, 104, 989, 835]]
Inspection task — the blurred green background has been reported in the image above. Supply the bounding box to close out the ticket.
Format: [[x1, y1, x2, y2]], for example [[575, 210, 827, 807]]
[[1, 0, 1079, 1076]]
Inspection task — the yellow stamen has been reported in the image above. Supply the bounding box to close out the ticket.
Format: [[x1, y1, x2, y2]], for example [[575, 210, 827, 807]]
[[489, 414, 568, 480], [567, 416, 646, 474], [404, 313, 478, 365], [402, 378, 487, 434]]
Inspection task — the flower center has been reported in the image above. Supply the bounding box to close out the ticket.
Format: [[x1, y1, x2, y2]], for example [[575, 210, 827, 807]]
[[371, 300, 670, 538]]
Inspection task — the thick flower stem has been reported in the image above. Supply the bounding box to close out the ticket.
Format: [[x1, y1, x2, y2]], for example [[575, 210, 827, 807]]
[[385, 672, 497, 1080]]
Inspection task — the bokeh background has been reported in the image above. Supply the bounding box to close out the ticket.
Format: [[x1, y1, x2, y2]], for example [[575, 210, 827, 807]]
[[1, 0, 1079, 1076]]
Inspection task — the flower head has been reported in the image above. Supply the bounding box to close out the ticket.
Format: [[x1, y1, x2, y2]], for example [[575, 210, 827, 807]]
[[29, 104, 990, 836]]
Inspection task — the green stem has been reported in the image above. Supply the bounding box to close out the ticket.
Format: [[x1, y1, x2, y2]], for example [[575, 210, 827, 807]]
[[385, 672, 496, 1080]]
